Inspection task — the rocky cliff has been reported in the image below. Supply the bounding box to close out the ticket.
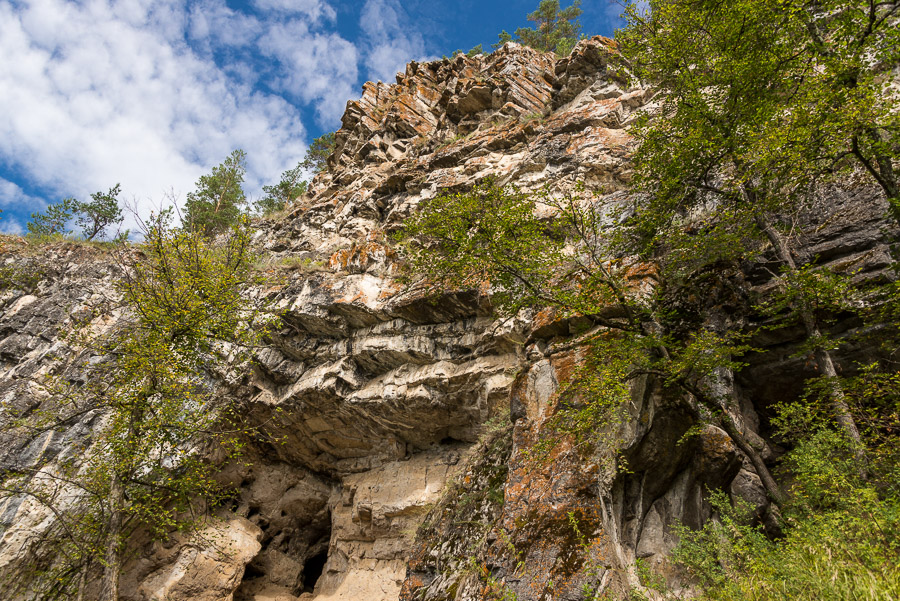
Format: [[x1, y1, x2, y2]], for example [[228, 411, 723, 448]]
[[0, 38, 894, 601]]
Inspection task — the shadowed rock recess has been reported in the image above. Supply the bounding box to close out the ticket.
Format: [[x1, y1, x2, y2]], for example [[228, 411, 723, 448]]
[[0, 38, 895, 601]]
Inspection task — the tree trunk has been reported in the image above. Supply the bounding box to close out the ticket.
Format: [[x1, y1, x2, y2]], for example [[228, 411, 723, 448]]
[[697, 361, 786, 506], [718, 410, 786, 505], [98, 472, 124, 601], [75, 559, 91, 601], [754, 214, 863, 447]]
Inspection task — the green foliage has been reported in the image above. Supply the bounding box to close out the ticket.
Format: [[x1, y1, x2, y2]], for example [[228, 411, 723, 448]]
[[529, 334, 646, 464], [618, 0, 900, 227], [0, 264, 45, 293], [777, 362, 900, 500], [400, 181, 761, 473], [255, 132, 334, 216], [26, 197, 78, 238], [634, 557, 667, 595], [183, 149, 248, 236], [671, 491, 773, 591], [23, 186, 125, 243], [619, 0, 877, 450], [672, 356, 900, 600], [492, 30, 513, 50], [510, 0, 583, 56], [400, 180, 566, 313], [120, 213, 269, 348], [76, 184, 124, 241], [300, 131, 335, 175], [452, 44, 485, 58], [256, 166, 308, 216], [672, 422, 900, 601], [0, 214, 273, 599], [754, 263, 859, 358]]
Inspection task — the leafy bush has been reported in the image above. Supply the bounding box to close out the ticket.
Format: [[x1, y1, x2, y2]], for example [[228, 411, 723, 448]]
[[674, 398, 900, 601], [0, 214, 273, 600]]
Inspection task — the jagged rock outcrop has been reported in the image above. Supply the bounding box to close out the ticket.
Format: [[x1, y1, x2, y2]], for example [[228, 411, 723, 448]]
[[0, 37, 895, 601]]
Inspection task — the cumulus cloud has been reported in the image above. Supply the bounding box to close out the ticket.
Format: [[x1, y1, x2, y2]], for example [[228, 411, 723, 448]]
[[0, 0, 446, 231], [0, 0, 360, 229], [188, 0, 263, 52], [253, 0, 336, 22], [0, 178, 44, 235], [360, 0, 436, 83], [259, 20, 359, 124]]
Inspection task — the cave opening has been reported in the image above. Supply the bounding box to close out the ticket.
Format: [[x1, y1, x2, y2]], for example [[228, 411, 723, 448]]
[[302, 550, 328, 593]]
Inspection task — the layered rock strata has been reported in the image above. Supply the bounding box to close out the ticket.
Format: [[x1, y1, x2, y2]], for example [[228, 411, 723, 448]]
[[0, 37, 895, 601]]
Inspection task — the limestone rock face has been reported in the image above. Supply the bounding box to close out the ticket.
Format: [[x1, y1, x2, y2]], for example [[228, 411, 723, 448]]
[[0, 36, 895, 601], [125, 517, 262, 601]]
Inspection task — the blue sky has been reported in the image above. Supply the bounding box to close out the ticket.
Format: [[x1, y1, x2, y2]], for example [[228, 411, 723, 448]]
[[0, 0, 624, 235]]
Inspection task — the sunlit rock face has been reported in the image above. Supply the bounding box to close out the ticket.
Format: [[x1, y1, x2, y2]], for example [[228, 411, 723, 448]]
[[0, 37, 895, 601]]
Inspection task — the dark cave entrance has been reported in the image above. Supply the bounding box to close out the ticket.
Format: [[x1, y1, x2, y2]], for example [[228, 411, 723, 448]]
[[302, 550, 329, 593], [233, 502, 333, 601]]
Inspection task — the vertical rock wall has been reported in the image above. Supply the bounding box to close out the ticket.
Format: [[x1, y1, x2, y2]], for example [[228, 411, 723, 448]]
[[0, 37, 894, 601]]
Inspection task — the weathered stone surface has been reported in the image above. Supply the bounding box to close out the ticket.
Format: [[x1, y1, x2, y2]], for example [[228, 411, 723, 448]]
[[315, 448, 467, 601], [123, 516, 262, 601], [0, 35, 896, 601]]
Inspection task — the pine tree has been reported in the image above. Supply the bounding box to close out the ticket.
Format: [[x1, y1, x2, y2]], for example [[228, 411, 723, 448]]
[[183, 150, 248, 236], [510, 1, 583, 56], [26, 198, 78, 238], [76, 184, 124, 241]]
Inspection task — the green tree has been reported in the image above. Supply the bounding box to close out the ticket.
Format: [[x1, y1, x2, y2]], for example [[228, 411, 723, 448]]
[[506, 0, 583, 56], [26, 198, 78, 238], [183, 149, 248, 236], [0, 214, 272, 600], [300, 132, 336, 175], [76, 184, 124, 241], [254, 133, 335, 216], [618, 0, 899, 225], [256, 165, 308, 216], [492, 30, 513, 50], [669, 373, 900, 601], [616, 0, 898, 449], [400, 181, 783, 503]]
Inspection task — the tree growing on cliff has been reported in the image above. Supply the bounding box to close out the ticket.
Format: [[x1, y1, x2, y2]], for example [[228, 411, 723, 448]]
[[0, 214, 272, 600], [183, 149, 248, 236], [614, 2, 900, 595], [399, 180, 783, 503], [256, 164, 308, 216], [502, 0, 583, 56], [300, 132, 335, 175], [26, 197, 78, 238], [615, 0, 900, 449], [255, 132, 335, 216], [617, 0, 899, 229], [76, 184, 125, 241]]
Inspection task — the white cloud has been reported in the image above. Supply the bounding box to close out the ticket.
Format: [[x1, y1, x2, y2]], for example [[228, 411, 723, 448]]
[[188, 0, 263, 51], [259, 19, 359, 124], [0, 218, 24, 236], [0, 0, 448, 232], [252, 0, 336, 22], [0, 0, 360, 230], [0, 178, 44, 235], [359, 0, 435, 83]]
